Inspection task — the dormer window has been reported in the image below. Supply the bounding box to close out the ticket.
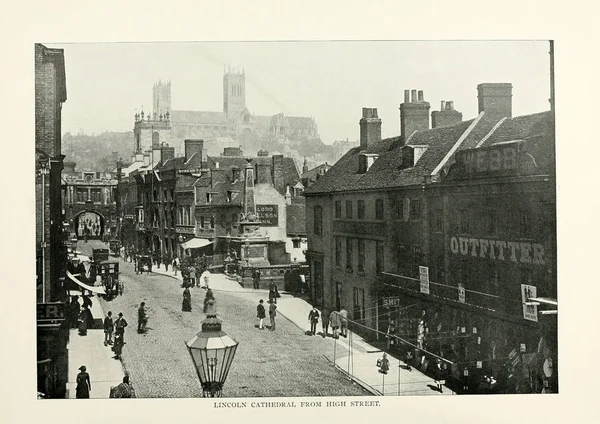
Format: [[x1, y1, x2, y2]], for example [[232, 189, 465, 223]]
[[206, 193, 213, 203], [358, 153, 378, 174], [227, 191, 232, 203]]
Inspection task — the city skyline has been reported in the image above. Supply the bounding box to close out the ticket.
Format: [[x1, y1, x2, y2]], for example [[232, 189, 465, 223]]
[[50, 41, 551, 145]]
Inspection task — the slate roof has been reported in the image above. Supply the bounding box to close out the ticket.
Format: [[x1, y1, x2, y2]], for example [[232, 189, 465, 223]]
[[171, 110, 229, 125], [286, 201, 307, 236], [304, 110, 553, 196]]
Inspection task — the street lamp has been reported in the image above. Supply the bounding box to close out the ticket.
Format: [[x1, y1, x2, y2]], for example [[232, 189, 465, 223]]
[[185, 300, 238, 397]]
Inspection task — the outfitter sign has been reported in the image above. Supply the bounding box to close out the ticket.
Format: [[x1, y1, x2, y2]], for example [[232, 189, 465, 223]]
[[450, 236, 545, 265]]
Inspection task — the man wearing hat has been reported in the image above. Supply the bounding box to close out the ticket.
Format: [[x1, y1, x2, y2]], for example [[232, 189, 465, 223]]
[[75, 365, 91, 398]]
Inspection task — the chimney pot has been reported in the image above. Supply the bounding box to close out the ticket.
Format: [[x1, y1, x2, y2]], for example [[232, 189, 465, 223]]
[[418, 90, 424, 102], [411, 90, 417, 102], [441, 100, 446, 111], [404, 90, 410, 103], [448, 101, 454, 110]]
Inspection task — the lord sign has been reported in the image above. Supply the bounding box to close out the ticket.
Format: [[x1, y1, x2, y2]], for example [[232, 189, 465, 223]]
[[256, 205, 278, 227]]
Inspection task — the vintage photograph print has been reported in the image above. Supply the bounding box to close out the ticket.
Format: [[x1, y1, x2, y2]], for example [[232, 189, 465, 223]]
[[35, 41, 556, 399]]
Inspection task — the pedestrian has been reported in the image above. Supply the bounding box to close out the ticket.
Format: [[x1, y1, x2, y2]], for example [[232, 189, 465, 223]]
[[386, 320, 396, 351], [308, 306, 320, 336], [321, 305, 330, 338], [189, 267, 196, 288], [134, 255, 139, 274], [110, 374, 135, 398], [164, 254, 170, 272], [253, 268, 260, 290], [256, 299, 266, 330], [182, 287, 192, 312], [78, 305, 93, 336], [268, 281, 279, 304], [201, 270, 210, 290], [75, 365, 91, 398], [378, 353, 390, 375], [113, 332, 124, 360], [114, 312, 128, 342], [173, 257, 179, 276], [329, 309, 340, 339], [103, 311, 114, 346], [434, 359, 445, 393], [137, 302, 147, 333], [268, 300, 277, 331], [203, 288, 215, 313], [70, 295, 80, 329], [339, 306, 349, 337]]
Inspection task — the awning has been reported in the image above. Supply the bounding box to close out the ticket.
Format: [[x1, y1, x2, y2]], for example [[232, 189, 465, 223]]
[[181, 238, 212, 250], [66, 270, 106, 294]]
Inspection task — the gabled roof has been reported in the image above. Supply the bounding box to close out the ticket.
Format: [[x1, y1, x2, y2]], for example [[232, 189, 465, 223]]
[[301, 163, 331, 180], [480, 111, 553, 147]]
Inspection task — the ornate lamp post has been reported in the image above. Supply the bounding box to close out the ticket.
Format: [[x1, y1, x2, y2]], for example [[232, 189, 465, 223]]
[[185, 300, 238, 397]]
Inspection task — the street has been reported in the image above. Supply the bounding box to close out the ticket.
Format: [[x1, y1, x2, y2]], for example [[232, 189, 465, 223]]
[[80, 240, 368, 398]]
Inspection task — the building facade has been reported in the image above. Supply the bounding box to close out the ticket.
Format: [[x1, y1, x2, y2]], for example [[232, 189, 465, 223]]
[[305, 84, 557, 394], [35, 43, 69, 398]]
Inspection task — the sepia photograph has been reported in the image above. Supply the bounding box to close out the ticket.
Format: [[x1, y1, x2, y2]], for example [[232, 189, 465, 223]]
[[34, 40, 557, 400]]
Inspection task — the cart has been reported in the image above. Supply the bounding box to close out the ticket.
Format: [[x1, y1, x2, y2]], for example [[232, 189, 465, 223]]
[[95, 261, 122, 299], [109, 239, 121, 257]]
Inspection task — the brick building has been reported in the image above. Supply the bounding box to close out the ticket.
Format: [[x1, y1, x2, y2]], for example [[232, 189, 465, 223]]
[[305, 84, 556, 393], [35, 43, 68, 398]]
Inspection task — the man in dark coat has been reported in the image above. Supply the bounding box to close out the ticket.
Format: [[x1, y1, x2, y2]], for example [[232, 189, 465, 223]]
[[321, 306, 330, 338], [182, 287, 192, 312], [103, 311, 114, 346], [268, 300, 277, 331], [308, 307, 320, 336], [256, 299, 266, 330], [137, 302, 147, 333]]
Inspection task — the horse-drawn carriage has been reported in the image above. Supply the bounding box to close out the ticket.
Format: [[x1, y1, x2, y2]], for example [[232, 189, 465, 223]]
[[109, 239, 121, 257], [95, 260, 123, 300]]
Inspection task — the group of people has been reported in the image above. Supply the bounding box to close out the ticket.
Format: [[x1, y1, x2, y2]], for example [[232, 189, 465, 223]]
[[69, 295, 94, 336], [306, 306, 348, 338], [256, 299, 277, 330], [182, 286, 215, 313], [102, 310, 129, 359], [75, 365, 134, 399]]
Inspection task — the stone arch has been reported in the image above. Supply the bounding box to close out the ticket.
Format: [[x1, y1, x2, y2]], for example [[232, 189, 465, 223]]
[[73, 209, 106, 239]]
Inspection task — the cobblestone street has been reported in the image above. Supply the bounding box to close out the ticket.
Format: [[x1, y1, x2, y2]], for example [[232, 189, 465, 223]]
[[87, 248, 368, 398]]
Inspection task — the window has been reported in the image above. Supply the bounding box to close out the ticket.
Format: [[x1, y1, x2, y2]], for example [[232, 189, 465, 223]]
[[346, 200, 353, 219], [313, 205, 323, 235], [358, 239, 365, 272], [436, 255, 445, 282], [358, 200, 365, 219], [459, 209, 470, 233], [433, 209, 443, 232], [375, 241, 384, 274], [335, 237, 342, 268], [486, 211, 497, 235], [91, 189, 102, 203], [396, 245, 409, 275], [375, 199, 384, 220], [520, 210, 531, 237], [410, 199, 421, 219], [411, 246, 422, 277], [206, 193, 213, 203], [346, 237, 353, 272], [394, 200, 402, 219], [200, 216, 205, 229], [209, 216, 215, 229], [353, 287, 365, 321], [335, 201, 342, 218]]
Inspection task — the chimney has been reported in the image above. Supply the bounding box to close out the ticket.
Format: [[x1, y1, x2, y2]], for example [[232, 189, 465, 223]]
[[232, 167, 241, 181], [161, 145, 175, 166], [477, 83, 512, 118], [400, 89, 430, 138], [285, 185, 292, 205], [302, 157, 309, 175], [256, 162, 273, 184], [431, 100, 463, 128], [359, 107, 382, 150], [152, 146, 162, 168], [184, 139, 205, 162], [272, 155, 285, 194], [143, 154, 150, 167]]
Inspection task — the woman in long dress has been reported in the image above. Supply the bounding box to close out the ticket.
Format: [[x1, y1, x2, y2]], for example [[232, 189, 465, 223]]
[[182, 287, 192, 312], [75, 366, 91, 398]]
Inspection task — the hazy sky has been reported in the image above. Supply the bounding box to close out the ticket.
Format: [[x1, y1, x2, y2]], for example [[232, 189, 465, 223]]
[[50, 41, 551, 144]]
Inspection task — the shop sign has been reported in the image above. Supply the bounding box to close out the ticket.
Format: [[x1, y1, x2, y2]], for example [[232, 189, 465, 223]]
[[521, 284, 539, 322], [176, 226, 195, 234], [458, 283, 466, 303], [476, 361, 483, 369], [449, 236, 546, 266], [256, 205, 278, 227], [419, 266, 430, 295], [520, 343, 527, 353], [37, 303, 66, 322], [382, 297, 400, 308]]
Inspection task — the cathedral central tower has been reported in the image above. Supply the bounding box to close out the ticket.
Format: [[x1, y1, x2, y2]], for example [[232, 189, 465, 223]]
[[223, 67, 246, 120]]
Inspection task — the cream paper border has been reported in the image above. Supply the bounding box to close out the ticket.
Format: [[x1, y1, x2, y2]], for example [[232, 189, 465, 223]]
[[1, 1, 597, 423]]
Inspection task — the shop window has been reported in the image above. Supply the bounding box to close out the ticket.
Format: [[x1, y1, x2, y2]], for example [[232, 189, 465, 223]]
[[358, 239, 365, 272], [358, 200, 365, 219], [313, 205, 323, 235], [335, 201, 341, 219], [335, 236, 342, 268], [346, 200, 353, 219], [375, 199, 384, 220], [346, 237, 353, 272], [353, 287, 365, 321]]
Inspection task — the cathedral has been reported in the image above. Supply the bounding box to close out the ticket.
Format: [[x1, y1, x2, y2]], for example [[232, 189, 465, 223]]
[[133, 68, 319, 157]]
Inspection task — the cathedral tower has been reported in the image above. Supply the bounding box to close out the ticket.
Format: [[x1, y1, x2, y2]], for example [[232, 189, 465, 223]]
[[153, 79, 171, 116], [223, 67, 246, 119]]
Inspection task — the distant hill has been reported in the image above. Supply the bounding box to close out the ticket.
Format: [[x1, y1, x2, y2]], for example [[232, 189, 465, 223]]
[[62, 131, 133, 172]]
